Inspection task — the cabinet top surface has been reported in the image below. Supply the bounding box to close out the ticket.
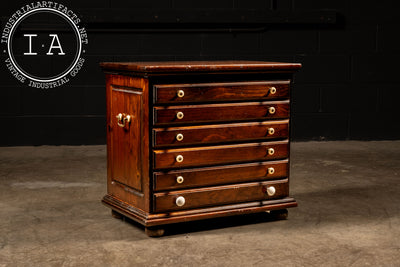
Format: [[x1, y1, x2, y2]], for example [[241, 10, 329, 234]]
[[100, 60, 301, 74]]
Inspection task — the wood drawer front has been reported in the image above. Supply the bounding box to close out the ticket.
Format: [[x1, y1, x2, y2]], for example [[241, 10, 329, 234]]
[[153, 120, 289, 147], [153, 160, 288, 191], [153, 179, 289, 212], [153, 101, 289, 125], [153, 140, 288, 169], [154, 81, 290, 104]]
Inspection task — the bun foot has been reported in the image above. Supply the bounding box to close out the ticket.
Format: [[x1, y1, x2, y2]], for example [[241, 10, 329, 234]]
[[269, 209, 288, 220], [111, 210, 124, 219], [145, 227, 165, 237]]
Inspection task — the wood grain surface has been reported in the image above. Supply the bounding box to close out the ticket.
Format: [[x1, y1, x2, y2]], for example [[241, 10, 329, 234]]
[[154, 101, 290, 125], [153, 159, 289, 191], [153, 140, 289, 169], [154, 80, 290, 103], [153, 179, 289, 212], [153, 120, 289, 147]]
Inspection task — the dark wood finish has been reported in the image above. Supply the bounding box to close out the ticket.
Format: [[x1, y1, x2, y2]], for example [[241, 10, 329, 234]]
[[102, 194, 297, 227], [145, 227, 165, 237], [154, 101, 289, 125], [101, 61, 300, 236], [153, 179, 289, 212], [153, 160, 288, 191], [100, 61, 302, 74], [153, 140, 289, 169], [111, 210, 123, 219], [154, 81, 290, 104], [110, 87, 142, 191], [153, 120, 289, 147], [270, 209, 289, 220], [105, 74, 150, 212]]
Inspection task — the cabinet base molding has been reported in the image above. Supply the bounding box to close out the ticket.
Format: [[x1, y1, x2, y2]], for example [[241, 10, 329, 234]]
[[102, 194, 297, 229]]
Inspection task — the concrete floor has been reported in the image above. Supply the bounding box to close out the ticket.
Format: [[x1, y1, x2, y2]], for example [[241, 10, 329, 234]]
[[0, 141, 399, 266]]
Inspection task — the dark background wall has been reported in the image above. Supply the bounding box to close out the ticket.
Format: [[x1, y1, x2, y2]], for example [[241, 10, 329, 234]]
[[1, 0, 399, 145]]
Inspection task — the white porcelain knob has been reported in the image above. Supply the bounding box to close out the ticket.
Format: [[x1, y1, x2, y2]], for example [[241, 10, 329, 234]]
[[176, 196, 185, 207], [266, 186, 276, 196], [268, 167, 275, 175]]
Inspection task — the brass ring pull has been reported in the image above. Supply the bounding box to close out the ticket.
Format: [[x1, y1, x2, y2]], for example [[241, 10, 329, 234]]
[[267, 148, 275, 156], [176, 155, 184, 163], [176, 112, 184, 120], [268, 107, 276, 115], [116, 113, 131, 128], [268, 128, 275, 135], [268, 167, 275, 175], [177, 90, 185, 98], [176, 133, 184, 141], [176, 176, 184, 184], [270, 87, 277, 94]]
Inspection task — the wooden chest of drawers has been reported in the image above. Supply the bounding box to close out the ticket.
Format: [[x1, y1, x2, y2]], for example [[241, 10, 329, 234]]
[[100, 61, 301, 236]]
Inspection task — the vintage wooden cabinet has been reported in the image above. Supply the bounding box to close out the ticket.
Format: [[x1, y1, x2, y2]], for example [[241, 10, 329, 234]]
[[100, 61, 301, 236]]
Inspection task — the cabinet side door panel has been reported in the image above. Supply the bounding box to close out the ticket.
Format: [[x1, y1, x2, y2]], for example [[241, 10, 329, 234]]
[[110, 87, 143, 191]]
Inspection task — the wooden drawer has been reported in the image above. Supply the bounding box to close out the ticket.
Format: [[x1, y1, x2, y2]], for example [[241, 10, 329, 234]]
[[153, 140, 288, 169], [153, 160, 288, 191], [153, 100, 289, 125], [153, 179, 289, 212], [154, 80, 290, 104], [153, 120, 289, 147]]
